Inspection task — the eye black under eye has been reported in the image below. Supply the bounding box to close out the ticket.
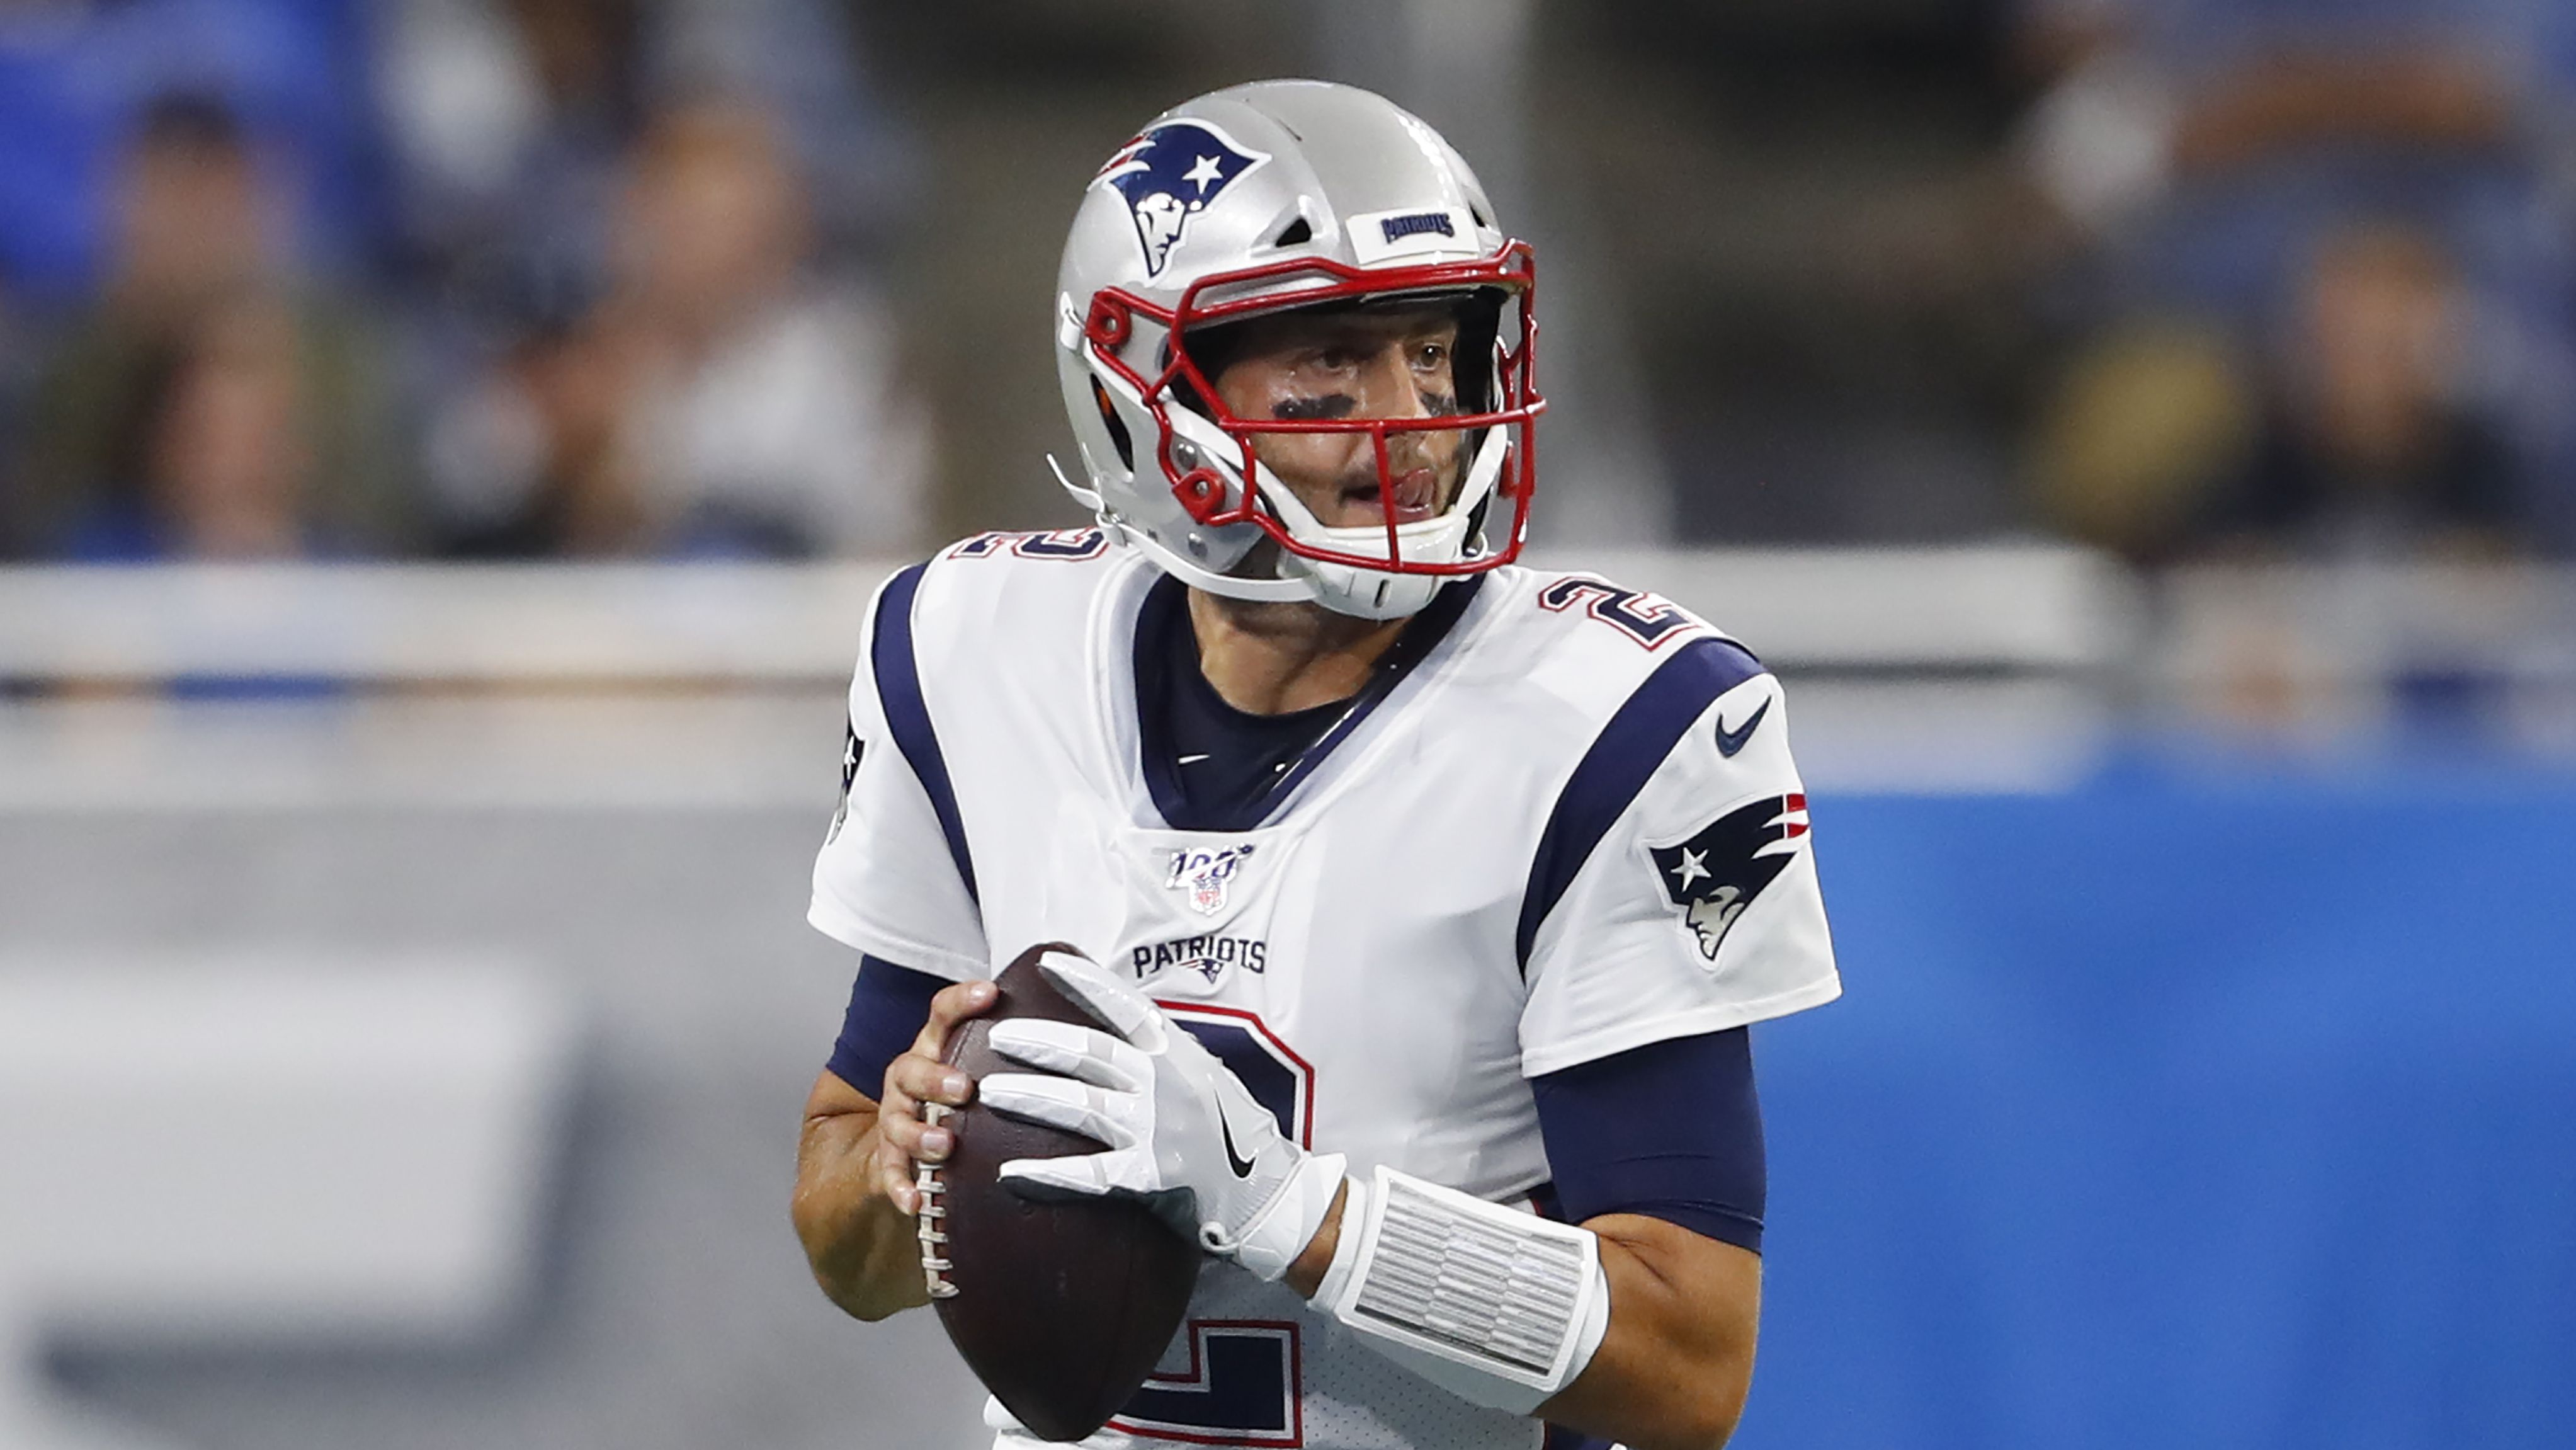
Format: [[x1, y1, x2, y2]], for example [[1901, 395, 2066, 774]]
[[1274, 393, 1358, 421]]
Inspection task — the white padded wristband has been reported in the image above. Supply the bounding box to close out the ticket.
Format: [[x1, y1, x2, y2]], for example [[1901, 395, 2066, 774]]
[[1314, 1165, 1611, 1415]]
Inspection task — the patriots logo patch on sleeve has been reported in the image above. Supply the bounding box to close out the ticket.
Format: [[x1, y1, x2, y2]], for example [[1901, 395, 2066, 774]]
[[826, 721, 861, 844], [1648, 792, 1809, 962], [1094, 120, 1269, 277]]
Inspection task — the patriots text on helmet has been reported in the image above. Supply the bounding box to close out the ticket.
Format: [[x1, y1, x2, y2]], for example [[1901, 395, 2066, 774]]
[[1380, 212, 1456, 243]]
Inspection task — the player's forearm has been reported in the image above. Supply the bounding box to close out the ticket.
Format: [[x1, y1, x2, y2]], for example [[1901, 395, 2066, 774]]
[[1282, 1180, 1348, 1297], [1289, 1175, 1744, 1442], [792, 1106, 931, 1321], [1536, 1214, 1762, 1450]]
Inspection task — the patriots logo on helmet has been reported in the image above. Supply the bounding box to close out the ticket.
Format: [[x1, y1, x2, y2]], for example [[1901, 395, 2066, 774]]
[[1094, 120, 1269, 277], [1648, 793, 1809, 962]]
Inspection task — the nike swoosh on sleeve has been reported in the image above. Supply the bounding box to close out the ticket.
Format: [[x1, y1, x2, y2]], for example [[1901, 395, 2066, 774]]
[[1714, 696, 1771, 758]]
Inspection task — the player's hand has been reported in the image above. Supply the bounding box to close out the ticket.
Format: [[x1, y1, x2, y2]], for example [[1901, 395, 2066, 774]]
[[977, 952, 1346, 1281], [873, 978, 997, 1216]]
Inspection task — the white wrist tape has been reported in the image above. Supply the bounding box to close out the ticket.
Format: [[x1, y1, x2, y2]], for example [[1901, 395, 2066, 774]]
[[1225, 1151, 1348, 1281], [1312, 1166, 1611, 1416]]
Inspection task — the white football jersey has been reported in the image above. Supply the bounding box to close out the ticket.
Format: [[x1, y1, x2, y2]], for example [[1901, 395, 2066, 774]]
[[811, 531, 1840, 1450]]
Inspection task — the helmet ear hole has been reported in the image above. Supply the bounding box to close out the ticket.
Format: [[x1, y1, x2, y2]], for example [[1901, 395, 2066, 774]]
[[1271, 217, 1312, 246], [1090, 377, 1135, 471]]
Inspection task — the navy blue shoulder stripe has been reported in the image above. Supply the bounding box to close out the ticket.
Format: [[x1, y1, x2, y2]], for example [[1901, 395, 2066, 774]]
[[871, 562, 977, 903], [1515, 636, 1766, 969]]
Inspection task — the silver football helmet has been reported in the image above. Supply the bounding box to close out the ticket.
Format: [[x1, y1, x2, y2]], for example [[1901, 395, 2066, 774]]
[[1051, 80, 1542, 620]]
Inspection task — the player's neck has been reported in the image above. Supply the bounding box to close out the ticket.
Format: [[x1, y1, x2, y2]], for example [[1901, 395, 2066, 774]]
[[1184, 588, 1405, 716]]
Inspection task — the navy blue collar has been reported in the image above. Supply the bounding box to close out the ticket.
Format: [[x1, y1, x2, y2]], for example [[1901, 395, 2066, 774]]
[[1134, 573, 1485, 833]]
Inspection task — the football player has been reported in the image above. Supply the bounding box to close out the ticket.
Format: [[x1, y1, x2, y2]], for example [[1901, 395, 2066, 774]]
[[792, 80, 1839, 1450]]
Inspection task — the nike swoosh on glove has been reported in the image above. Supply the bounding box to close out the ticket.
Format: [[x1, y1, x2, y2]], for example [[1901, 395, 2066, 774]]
[[978, 950, 1347, 1281]]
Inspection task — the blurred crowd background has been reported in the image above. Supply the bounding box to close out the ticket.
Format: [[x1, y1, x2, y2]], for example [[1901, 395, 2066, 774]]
[[0, 0, 920, 564], [6, 0, 2576, 568]]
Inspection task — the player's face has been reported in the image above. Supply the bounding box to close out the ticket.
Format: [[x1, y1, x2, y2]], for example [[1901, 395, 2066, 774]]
[[1202, 306, 1465, 530]]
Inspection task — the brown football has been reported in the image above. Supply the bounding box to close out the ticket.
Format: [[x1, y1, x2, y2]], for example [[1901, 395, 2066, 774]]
[[927, 943, 1199, 1442]]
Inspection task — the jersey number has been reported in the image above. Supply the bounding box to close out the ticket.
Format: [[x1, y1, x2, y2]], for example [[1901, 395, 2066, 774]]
[[1537, 574, 1691, 649], [1111, 1321, 1303, 1447], [944, 528, 1108, 560], [1109, 1012, 1312, 1446]]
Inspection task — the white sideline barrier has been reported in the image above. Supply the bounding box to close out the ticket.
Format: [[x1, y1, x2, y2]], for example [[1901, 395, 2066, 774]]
[[1537, 545, 2139, 670], [0, 564, 895, 686], [0, 694, 848, 812], [0, 549, 2143, 806], [29, 551, 2571, 796], [0, 960, 579, 1448], [0, 547, 2132, 685]]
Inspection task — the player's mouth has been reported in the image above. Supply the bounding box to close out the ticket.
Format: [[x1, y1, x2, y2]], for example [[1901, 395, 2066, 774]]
[[1340, 467, 1440, 527]]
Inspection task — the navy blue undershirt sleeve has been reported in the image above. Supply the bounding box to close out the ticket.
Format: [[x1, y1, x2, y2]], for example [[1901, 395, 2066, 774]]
[[824, 956, 950, 1098], [1529, 1026, 1767, 1253]]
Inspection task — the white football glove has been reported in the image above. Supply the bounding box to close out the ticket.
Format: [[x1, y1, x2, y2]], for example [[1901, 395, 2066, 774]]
[[977, 950, 1347, 1281]]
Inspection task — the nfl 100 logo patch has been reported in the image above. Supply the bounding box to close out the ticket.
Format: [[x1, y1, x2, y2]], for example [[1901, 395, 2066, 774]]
[[1166, 844, 1256, 916]]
